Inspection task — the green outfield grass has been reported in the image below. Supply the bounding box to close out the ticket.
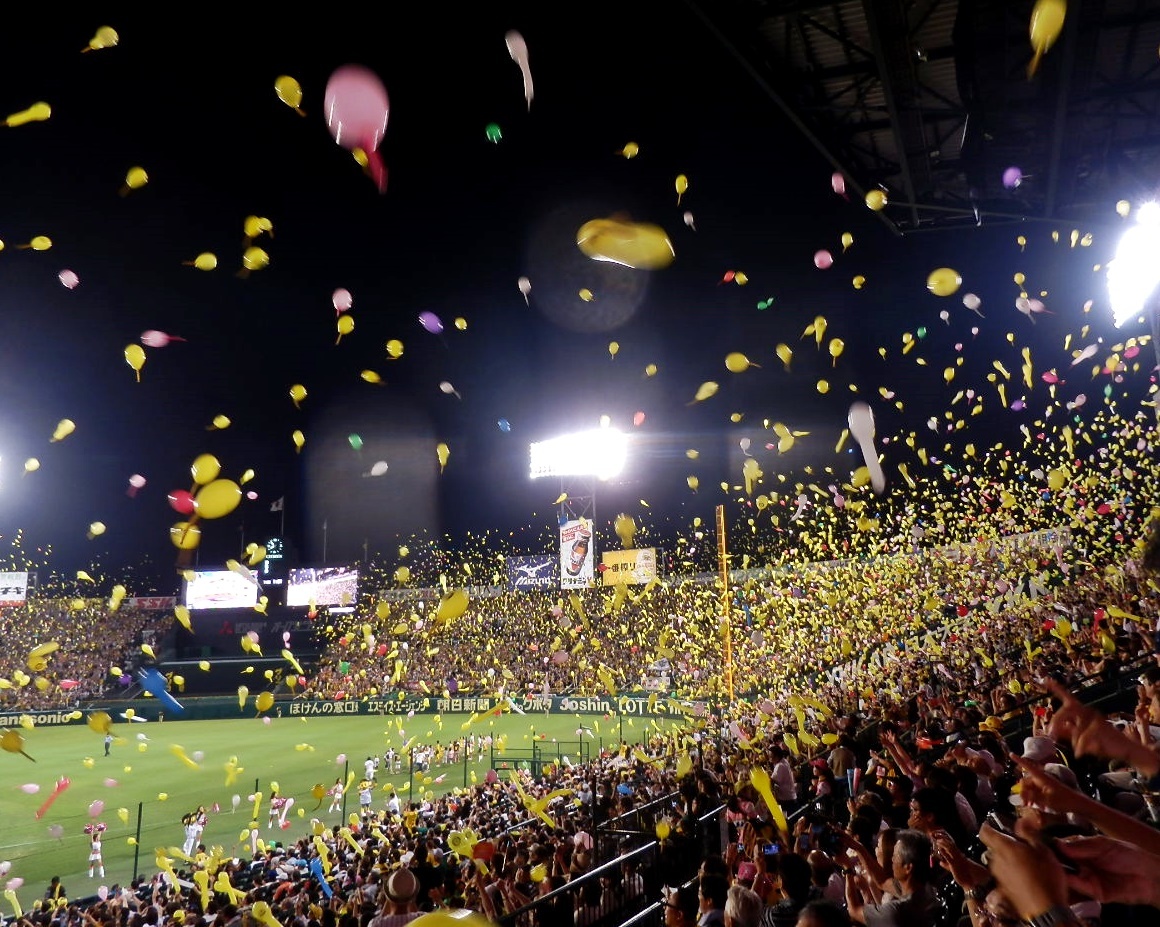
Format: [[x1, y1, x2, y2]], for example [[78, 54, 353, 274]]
[[0, 708, 685, 906]]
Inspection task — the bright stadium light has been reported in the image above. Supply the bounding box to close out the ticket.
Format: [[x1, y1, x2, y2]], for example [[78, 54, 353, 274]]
[[528, 428, 628, 481], [1108, 201, 1160, 328]]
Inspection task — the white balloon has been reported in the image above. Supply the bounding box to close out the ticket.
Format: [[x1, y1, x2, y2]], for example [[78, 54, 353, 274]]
[[369, 461, 389, 476]]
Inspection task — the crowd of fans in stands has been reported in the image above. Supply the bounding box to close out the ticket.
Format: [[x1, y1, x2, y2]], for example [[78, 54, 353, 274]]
[[6, 521, 1160, 926]]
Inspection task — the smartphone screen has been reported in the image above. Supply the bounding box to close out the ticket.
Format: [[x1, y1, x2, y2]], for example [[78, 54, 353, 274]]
[[764, 842, 780, 856]]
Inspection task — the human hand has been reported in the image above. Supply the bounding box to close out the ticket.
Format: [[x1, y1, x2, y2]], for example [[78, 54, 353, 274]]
[[1055, 835, 1160, 907], [931, 830, 988, 889], [978, 822, 1068, 921], [1010, 756, 1091, 818], [1045, 679, 1146, 769]]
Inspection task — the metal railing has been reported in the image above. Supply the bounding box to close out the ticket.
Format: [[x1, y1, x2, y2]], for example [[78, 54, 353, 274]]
[[496, 802, 726, 927]]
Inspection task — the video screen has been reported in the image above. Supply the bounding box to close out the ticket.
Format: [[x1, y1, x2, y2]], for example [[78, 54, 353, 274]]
[[285, 566, 359, 607], [182, 570, 260, 610]]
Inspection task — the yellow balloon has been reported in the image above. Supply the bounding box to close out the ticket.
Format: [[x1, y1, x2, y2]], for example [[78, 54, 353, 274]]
[[124, 344, 146, 379], [51, 419, 75, 442], [828, 338, 845, 364], [687, 475, 699, 491], [86, 27, 119, 51], [776, 343, 792, 370], [210, 414, 231, 430], [289, 384, 307, 406], [675, 174, 688, 200], [124, 167, 148, 190], [275, 76, 303, 111], [5, 102, 51, 127], [725, 352, 752, 373], [395, 566, 411, 584], [865, 189, 888, 211], [244, 216, 273, 239], [191, 453, 221, 485], [361, 370, 382, 384], [242, 247, 269, 271], [195, 479, 242, 520], [578, 288, 594, 302], [292, 430, 306, 452], [816, 380, 830, 394], [337, 315, 355, 336], [191, 252, 217, 271], [435, 589, 469, 624], [255, 691, 274, 713], [693, 381, 718, 402], [926, 267, 962, 297], [23, 458, 40, 474], [169, 521, 201, 550], [436, 442, 450, 472], [386, 339, 404, 359], [840, 231, 854, 251], [1028, 0, 1066, 73], [852, 275, 866, 289], [608, 341, 620, 358], [575, 218, 675, 270]]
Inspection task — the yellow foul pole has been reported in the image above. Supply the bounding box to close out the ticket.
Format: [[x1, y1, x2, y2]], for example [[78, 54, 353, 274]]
[[716, 504, 734, 701]]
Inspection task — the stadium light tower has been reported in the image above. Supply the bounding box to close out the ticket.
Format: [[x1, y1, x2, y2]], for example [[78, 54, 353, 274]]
[[1108, 201, 1160, 421], [529, 428, 628, 570]]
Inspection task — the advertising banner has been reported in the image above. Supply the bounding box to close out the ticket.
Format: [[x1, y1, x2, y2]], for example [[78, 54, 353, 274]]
[[600, 548, 657, 585], [0, 571, 29, 607], [127, 596, 178, 610], [559, 519, 594, 589], [506, 555, 557, 591], [0, 692, 710, 727]]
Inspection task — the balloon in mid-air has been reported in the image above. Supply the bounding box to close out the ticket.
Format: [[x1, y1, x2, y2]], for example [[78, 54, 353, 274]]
[[576, 218, 675, 270], [324, 64, 390, 193]]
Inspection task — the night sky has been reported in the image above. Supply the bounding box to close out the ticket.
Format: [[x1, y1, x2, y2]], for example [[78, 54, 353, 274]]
[[0, 6, 1147, 591]]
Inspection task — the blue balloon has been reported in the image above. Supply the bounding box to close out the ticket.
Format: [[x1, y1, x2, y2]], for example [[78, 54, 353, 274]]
[[137, 668, 185, 716], [498, 419, 511, 433], [310, 858, 333, 897]]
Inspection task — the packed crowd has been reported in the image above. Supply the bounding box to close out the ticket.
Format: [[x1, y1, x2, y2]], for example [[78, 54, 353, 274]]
[[4, 517, 1160, 927], [0, 600, 168, 709]]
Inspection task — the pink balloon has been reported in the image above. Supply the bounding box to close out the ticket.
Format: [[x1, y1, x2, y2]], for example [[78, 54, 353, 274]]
[[129, 474, 147, 489], [88, 800, 105, 818], [813, 250, 833, 269], [141, 330, 185, 348], [332, 288, 353, 313], [831, 172, 846, 196], [48, 824, 64, 839], [58, 269, 79, 289], [59, 679, 79, 690], [418, 311, 443, 334], [324, 65, 390, 192], [336, 753, 347, 765], [246, 490, 258, 500], [103, 778, 119, 788], [20, 783, 39, 794], [6, 878, 24, 891], [98, 886, 109, 901]]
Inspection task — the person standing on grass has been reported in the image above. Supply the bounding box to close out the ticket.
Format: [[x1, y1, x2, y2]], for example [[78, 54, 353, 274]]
[[85, 823, 106, 878]]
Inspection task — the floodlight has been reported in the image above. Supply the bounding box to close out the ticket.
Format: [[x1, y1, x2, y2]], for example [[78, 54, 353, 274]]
[[529, 429, 627, 480], [1108, 201, 1160, 328]]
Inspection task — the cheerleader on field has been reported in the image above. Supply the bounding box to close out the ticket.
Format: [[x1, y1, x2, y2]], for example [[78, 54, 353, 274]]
[[85, 823, 106, 878]]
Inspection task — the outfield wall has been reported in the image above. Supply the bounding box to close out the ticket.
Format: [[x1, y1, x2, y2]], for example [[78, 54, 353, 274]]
[[0, 693, 711, 728]]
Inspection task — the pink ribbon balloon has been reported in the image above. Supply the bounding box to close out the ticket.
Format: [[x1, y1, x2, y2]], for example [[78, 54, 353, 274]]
[[325, 65, 390, 193], [141, 330, 185, 348]]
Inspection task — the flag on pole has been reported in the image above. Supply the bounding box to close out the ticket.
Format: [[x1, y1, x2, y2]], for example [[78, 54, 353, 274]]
[[270, 497, 284, 512]]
